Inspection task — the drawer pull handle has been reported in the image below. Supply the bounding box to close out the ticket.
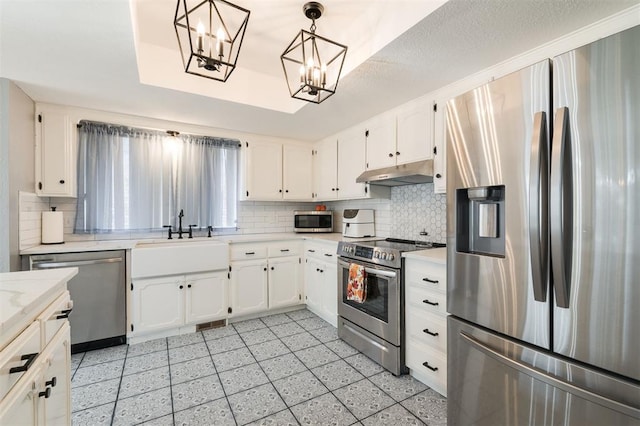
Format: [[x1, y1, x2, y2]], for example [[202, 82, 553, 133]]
[[280, 249, 290, 252], [56, 308, 73, 319], [39, 387, 52, 399], [324, 253, 333, 257], [245, 252, 255, 255], [46, 377, 57, 388], [308, 249, 316, 253], [422, 361, 438, 372], [422, 299, 439, 306], [423, 328, 439, 337], [9, 352, 38, 374], [422, 277, 439, 284]]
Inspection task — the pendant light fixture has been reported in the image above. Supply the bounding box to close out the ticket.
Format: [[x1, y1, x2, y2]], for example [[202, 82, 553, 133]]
[[281, 2, 347, 104], [174, 0, 250, 82]]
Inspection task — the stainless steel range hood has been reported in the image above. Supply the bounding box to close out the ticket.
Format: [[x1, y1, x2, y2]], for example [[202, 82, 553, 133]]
[[356, 160, 434, 186]]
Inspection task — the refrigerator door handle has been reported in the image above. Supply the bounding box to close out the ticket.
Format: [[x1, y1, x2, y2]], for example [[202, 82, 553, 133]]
[[459, 331, 640, 419], [550, 107, 573, 308], [529, 111, 548, 302]]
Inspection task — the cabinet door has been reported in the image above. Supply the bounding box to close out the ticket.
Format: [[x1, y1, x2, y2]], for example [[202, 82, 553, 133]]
[[245, 141, 283, 200], [41, 323, 71, 426], [433, 101, 447, 194], [0, 369, 37, 426], [396, 100, 432, 165], [337, 128, 368, 199], [35, 109, 75, 197], [230, 259, 268, 317], [283, 145, 313, 200], [185, 271, 228, 324], [131, 276, 183, 334], [304, 258, 322, 313], [268, 256, 301, 309], [313, 137, 338, 200], [365, 114, 396, 170], [321, 259, 338, 327]]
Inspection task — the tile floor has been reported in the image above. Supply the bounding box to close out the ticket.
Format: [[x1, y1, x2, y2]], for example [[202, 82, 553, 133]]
[[71, 308, 447, 425]]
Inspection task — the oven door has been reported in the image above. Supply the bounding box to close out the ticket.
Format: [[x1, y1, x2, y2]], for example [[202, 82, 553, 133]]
[[337, 258, 401, 345]]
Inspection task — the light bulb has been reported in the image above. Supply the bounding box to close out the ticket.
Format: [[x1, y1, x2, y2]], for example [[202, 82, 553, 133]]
[[216, 28, 225, 57]]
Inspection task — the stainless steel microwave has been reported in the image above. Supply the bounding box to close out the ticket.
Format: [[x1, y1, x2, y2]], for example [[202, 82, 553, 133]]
[[294, 210, 333, 233]]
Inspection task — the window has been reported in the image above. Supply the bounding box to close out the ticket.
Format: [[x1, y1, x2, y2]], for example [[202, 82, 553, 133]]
[[75, 120, 240, 233]]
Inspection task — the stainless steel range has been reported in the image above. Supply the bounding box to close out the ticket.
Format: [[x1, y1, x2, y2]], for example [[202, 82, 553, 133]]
[[336, 238, 445, 375]]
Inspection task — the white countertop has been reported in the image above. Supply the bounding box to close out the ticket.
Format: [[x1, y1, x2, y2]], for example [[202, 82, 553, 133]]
[[403, 247, 447, 264], [20, 233, 381, 254], [0, 268, 78, 350]]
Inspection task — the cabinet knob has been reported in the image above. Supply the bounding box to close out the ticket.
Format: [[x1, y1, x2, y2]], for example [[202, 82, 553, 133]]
[[285, 189, 289, 193], [279, 189, 282, 193], [179, 285, 184, 289], [436, 173, 442, 179], [335, 188, 339, 191], [388, 153, 394, 157], [332, 188, 335, 191], [264, 267, 267, 271], [396, 151, 400, 156], [270, 266, 274, 270], [187, 284, 192, 288], [59, 179, 65, 184]]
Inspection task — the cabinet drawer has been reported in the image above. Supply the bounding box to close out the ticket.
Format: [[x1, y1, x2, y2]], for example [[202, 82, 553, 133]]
[[406, 308, 447, 353], [406, 340, 447, 394], [305, 245, 338, 262], [405, 285, 447, 316], [0, 322, 41, 401], [268, 241, 302, 258], [230, 244, 268, 261], [37, 291, 72, 348], [405, 261, 446, 293]]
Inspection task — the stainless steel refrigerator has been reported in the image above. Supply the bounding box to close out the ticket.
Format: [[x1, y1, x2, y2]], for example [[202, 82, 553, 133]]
[[446, 25, 640, 425]]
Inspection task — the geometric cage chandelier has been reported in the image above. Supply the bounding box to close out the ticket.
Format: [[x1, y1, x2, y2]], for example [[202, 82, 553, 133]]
[[281, 2, 348, 104], [174, 0, 250, 82]]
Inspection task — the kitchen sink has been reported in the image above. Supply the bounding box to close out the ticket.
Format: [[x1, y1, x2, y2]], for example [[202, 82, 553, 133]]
[[131, 239, 229, 278]]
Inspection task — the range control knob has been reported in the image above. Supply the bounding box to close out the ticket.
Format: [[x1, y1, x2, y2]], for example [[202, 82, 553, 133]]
[[373, 251, 379, 259], [388, 253, 395, 261], [380, 252, 387, 260]]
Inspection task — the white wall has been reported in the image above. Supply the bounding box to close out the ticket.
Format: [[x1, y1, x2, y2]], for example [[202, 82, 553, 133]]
[[0, 80, 9, 271], [0, 79, 35, 271]]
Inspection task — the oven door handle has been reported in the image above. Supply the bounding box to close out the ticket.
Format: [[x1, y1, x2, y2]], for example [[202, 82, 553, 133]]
[[363, 268, 397, 278]]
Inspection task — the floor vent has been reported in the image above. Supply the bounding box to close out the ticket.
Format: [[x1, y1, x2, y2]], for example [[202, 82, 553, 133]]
[[196, 319, 226, 332]]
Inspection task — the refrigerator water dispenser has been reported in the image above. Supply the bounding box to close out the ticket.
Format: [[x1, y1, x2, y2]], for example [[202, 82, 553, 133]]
[[456, 185, 505, 257]]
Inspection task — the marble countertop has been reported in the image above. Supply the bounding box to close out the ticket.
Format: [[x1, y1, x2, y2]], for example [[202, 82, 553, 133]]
[[402, 247, 447, 264], [0, 268, 78, 350], [20, 233, 381, 255]]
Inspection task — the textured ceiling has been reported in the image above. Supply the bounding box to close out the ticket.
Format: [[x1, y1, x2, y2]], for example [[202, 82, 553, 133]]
[[1, 0, 638, 141]]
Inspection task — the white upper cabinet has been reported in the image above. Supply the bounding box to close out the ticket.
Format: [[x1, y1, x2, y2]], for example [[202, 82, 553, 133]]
[[243, 140, 313, 201], [433, 101, 447, 194], [365, 112, 397, 170], [35, 105, 76, 197], [244, 140, 283, 200], [283, 144, 313, 200], [365, 98, 434, 171], [336, 127, 369, 199], [313, 137, 338, 200], [396, 99, 433, 165]]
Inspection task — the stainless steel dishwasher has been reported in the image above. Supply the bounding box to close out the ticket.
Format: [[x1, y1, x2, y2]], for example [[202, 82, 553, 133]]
[[28, 250, 126, 353]]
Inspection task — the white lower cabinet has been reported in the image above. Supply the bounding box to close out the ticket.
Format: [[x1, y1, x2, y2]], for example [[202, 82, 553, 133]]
[[230, 259, 269, 317], [0, 319, 72, 426], [229, 241, 303, 317], [268, 256, 302, 309], [303, 241, 338, 327], [131, 271, 228, 336], [404, 253, 448, 397]]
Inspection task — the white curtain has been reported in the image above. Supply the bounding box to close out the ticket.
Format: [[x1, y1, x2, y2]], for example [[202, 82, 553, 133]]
[[75, 121, 239, 233]]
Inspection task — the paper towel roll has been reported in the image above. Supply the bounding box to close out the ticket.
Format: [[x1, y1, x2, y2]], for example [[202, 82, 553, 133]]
[[42, 211, 64, 244]]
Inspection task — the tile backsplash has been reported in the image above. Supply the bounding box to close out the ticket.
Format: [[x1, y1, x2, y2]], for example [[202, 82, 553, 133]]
[[390, 183, 447, 243], [19, 183, 447, 247]]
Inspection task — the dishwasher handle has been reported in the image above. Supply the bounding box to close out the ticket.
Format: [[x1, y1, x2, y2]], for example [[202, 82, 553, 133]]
[[31, 257, 123, 269]]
